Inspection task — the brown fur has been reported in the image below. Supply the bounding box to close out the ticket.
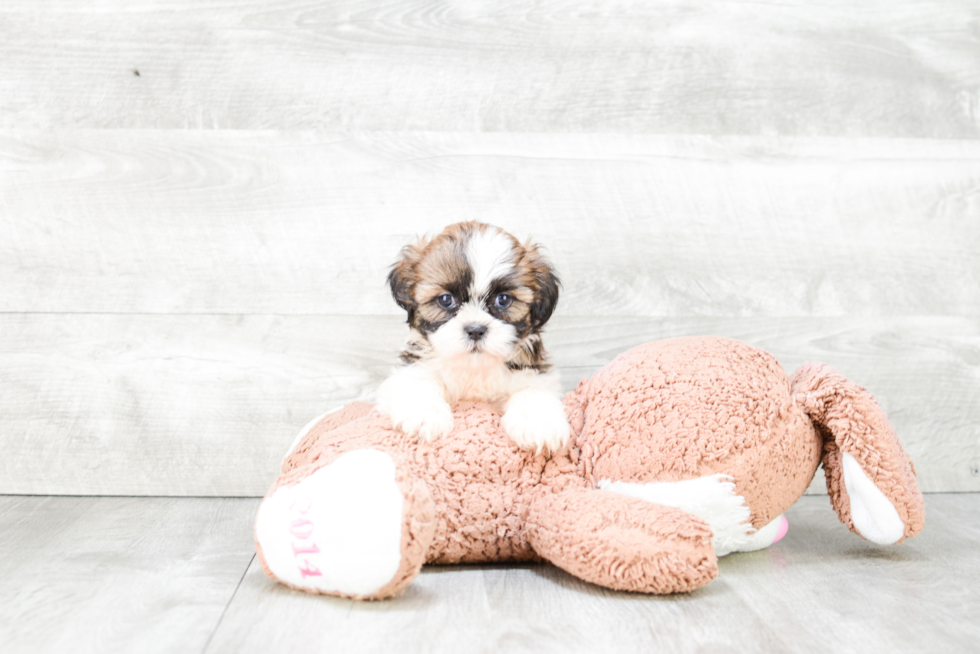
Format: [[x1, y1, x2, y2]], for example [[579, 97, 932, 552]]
[[387, 221, 559, 372]]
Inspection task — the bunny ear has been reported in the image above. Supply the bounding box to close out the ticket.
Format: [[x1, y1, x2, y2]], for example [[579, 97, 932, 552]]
[[790, 362, 925, 544]]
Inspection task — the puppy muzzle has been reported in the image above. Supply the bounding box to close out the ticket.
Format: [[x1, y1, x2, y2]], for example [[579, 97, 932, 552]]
[[464, 324, 488, 342]]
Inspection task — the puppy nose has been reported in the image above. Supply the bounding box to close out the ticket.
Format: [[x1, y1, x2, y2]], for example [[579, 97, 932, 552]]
[[464, 324, 488, 340]]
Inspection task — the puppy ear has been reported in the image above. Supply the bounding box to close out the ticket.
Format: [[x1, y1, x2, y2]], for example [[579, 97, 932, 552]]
[[387, 240, 426, 311], [530, 262, 560, 327]]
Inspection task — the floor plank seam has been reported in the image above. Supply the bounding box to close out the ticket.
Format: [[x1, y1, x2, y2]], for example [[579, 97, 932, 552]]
[[201, 552, 255, 654]]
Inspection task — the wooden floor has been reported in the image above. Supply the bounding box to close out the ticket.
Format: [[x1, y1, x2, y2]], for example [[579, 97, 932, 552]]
[[1, 493, 977, 654]]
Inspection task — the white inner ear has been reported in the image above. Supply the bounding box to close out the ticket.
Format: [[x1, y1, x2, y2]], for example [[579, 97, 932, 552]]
[[841, 452, 905, 545], [599, 475, 754, 557]]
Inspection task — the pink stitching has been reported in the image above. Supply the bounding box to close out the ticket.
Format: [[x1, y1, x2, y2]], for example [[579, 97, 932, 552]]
[[292, 541, 321, 556], [290, 497, 312, 515], [288, 494, 322, 577], [298, 559, 323, 578], [289, 518, 314, 540]]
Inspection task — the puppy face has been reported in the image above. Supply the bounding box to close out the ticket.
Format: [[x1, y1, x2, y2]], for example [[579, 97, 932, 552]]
[[388, 222, 559, 370]]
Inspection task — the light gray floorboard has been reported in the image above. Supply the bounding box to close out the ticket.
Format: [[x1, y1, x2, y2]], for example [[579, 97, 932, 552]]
[[206, 494, 980, 654], [0, 496, 260, 654], [1, 1, 978, 135], [1, 315, 976, 496], [3, 131, 979, 315]]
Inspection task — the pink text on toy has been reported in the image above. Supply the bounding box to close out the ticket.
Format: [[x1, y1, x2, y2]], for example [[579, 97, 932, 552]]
[[289, 497, 322, 578]]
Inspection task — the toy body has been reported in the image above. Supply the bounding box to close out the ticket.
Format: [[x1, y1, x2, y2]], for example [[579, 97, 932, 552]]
[[255, 337, 925, 599]]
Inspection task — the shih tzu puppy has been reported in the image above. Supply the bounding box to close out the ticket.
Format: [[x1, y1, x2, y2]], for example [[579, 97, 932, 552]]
[[377, 221, 569, 454]]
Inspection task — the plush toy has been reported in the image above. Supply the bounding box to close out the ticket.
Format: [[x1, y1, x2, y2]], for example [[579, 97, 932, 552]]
[[254, 336, 925, 599]]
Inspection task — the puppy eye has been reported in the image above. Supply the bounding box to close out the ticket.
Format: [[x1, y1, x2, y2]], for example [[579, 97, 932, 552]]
[[436, 294, 456, 309], [494, 293, 513, 309]]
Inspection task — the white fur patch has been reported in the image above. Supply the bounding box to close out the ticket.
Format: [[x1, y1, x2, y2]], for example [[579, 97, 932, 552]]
[[599, 475, 755, 557], [429, 302, 517, 361], [501, 386, 570, 453], [255, 449, 405, 597], [735, 514, 786, 552], [841, 452, 905, 544], [465, 227, 515, 299], [377, 365, 455, 441]]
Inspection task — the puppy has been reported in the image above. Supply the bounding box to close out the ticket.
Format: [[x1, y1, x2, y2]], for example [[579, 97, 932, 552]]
[[377, 221, 569, 454]]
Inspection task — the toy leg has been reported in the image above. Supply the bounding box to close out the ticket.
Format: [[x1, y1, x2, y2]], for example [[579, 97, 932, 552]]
[[792, 363, 926, 544], [254, 448, 436, 600], [526, 488, 718, 594], [599, 475, 788, 556]]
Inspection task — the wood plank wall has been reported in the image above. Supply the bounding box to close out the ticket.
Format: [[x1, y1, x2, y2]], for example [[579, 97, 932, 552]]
[[1, 0, 978, 495]]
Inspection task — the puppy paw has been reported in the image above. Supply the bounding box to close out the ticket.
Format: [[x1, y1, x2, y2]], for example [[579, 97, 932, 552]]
[[377, 370, 455, 442], [502, 390, 570, 454], [412, 401, 455, 442], [380, 396, 455, 442]]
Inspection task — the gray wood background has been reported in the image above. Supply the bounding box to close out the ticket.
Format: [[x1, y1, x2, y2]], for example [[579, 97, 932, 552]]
[[1, 0, 978, 496]]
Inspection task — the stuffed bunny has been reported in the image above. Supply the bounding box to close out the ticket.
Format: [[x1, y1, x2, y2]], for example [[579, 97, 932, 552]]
[[254, 337, 925, 599]]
